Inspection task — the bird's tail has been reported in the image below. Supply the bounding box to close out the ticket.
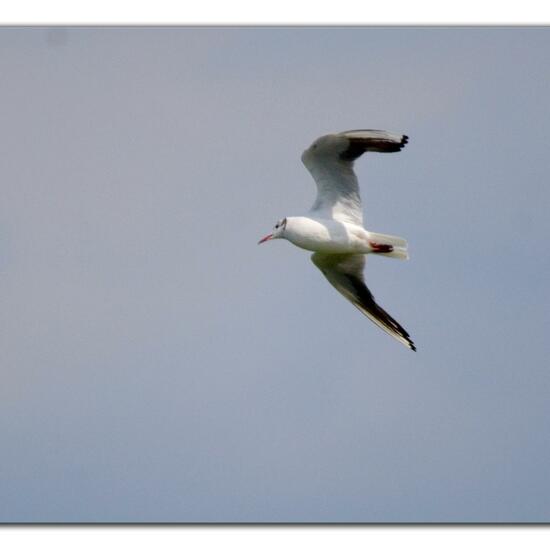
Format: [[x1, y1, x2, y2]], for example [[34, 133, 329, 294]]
[[367, 231, 409, 260]]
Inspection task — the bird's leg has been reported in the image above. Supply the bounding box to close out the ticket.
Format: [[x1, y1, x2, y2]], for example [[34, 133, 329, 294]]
[[369, 241, 394, 253]]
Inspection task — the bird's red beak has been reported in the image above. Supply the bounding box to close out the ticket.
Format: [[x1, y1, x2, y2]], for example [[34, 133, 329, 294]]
[[258, 233, 273, 244]]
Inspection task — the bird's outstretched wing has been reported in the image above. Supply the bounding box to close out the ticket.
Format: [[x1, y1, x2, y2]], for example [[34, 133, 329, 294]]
[[301, 130, 408, 226], [311, 252, 416, 351]]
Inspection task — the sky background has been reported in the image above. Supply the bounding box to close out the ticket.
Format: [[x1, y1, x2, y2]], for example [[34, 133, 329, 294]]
[[1, 27, 549, 522]]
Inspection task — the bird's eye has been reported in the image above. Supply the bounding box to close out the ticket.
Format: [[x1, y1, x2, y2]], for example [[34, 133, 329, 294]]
[[275, 224, 279, 229]]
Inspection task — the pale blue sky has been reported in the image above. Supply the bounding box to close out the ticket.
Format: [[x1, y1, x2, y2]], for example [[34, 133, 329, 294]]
[[1, 27, 549, 522]]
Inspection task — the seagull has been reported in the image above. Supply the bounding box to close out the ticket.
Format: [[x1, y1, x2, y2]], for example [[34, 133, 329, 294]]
[[259, 129, 416, 351]]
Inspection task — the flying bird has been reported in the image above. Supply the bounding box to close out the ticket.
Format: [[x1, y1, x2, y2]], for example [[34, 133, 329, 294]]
[[259, 129, 416, 351]]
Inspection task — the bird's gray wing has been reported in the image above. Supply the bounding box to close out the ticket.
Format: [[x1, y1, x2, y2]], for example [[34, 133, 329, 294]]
[[301, 130, 408, 226], [311, 252, 416, 351]]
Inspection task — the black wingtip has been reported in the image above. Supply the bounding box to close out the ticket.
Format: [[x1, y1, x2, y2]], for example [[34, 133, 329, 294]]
[[397, 135, 409, 151]]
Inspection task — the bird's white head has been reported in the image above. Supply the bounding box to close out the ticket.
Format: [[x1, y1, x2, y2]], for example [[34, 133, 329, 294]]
[[258, 217, 287, 244]]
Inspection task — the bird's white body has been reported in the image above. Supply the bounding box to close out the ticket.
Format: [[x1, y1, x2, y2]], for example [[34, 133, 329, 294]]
[[284, 216, 370, 254], [259, 129, 416, 351], [283, 216, 409, 259]]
